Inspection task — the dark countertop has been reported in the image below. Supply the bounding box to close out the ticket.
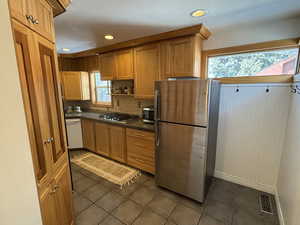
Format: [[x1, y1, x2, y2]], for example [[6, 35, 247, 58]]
[[65, 111, 155, 132]]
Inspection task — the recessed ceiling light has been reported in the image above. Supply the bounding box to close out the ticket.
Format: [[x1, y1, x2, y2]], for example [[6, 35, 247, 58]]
[[62, 48, 71, 52], [191, 9, 206, 17], [104, 34, 114, 40]]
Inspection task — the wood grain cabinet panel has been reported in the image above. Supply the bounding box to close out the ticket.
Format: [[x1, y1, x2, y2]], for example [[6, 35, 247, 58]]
[[134, 43, 160, 99], [82, 119, 96, 152], [168, 35, 202, 77], [115, 49, 135, 80], [95, 122, 110, 157], [126, 128, 155, 174], [99, 52, 116, 80], [33, 0, 55, 42], [53, 164, 73, 225], [109, 126, 126, 163], [61, 71, 90, 100], [8, 0, 31, 27], [40, 186, 59, 225]]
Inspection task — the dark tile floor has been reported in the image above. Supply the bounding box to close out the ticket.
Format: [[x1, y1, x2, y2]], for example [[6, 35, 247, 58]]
[[70, 151, 279, 225]]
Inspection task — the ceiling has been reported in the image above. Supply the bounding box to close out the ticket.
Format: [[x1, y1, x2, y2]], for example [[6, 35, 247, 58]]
[[54, 0, 300, 54]]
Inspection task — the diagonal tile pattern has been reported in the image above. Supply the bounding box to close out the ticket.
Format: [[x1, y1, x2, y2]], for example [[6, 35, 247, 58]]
[[70, 150, 280, 225]]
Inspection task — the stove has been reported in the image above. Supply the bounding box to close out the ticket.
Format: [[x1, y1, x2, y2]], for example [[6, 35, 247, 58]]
[[99, 113, 132, 123]]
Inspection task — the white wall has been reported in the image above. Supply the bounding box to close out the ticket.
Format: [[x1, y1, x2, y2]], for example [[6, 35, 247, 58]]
[[0, 1, 43, 225], [215, 84, 291, 194], [203, 17, 300, 50], [276, 85, 300, 225]]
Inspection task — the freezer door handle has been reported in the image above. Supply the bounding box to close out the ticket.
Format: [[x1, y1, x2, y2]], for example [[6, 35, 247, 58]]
[[154, 89, 160, 121]]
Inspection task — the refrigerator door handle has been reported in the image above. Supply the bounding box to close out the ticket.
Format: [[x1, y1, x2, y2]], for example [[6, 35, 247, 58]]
[[154, 89, 160, 121], [155, 123, 160, 147]]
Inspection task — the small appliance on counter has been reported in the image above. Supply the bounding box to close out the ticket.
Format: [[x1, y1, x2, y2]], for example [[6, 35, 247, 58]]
[[65, 105, 82, 113], [142, 106, 154, 124]]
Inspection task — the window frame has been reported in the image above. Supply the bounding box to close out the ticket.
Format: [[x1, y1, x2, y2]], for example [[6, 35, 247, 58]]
[[201, 38, 300, 84], [89, 71, 112, 107]]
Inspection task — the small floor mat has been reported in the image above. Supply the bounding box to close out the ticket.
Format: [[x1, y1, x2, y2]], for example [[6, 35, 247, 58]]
[[71, 152, 140, 188]]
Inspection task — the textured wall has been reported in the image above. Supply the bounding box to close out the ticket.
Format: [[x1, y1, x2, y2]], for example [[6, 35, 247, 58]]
[[277, 86, 300, 225], [215, 84, 291, 194]]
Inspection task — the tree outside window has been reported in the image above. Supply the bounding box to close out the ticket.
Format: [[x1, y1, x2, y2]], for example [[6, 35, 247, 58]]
[[207, 48, 299, 78]]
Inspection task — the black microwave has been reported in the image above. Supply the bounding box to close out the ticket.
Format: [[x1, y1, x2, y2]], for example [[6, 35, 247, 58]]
[[142, 106, 154, 124]]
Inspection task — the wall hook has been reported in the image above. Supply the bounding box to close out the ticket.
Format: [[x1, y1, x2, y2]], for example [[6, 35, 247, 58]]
[[266, 86, 270, 93], [290, 85, 297, 94], [235, 86, 240, 93], [296, 85, 300, 94]]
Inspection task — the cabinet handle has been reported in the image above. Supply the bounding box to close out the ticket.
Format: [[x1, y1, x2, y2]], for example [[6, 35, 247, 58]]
[[50, 189, 56, 194], [32, 19, 39, 24], [25, 15, 34, 23], [43, 137, 54, 144], [49, 137, 54, 143]]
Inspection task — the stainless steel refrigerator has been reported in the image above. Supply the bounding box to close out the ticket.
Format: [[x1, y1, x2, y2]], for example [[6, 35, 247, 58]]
[[154, 79, 220, 202]]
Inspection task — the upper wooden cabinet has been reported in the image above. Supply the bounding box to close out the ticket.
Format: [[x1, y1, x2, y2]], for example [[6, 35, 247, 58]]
[[115, 49, 135, 80], [99, 52, 116, 80], [134, 43, 160, 99], [160, 35, 202, 78], [8, 0, 55, 42], [99, 49, 135, 80], [61, 71, 90, 100]]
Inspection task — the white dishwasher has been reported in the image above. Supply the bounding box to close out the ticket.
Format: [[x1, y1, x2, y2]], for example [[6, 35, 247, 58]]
[[65, 119, 83, 149]]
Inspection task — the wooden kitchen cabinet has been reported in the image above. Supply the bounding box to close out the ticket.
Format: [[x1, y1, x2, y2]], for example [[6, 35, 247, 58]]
[[115, 48, 135, 80], [61, 71, 90, 100], [53, 164, 74, 225], [126, 128, 155, 174], [160, 35, 202, 78], [109, 126, 126, 163], [99, 52, 116, 80], [12, 11, 73, 225], [95, 122, 110, 157], [82, 119, 96, 152], [134, 43, 160, 99], [8, 0, 55, 42]]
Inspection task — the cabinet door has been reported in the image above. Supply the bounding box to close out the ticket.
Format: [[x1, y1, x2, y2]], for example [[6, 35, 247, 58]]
[[95, 122, 110, 157], [159, 41, 171, 80], [12, 20, 52, 188], [134, 43, 159, 99], [109, 126, 126, 163], [8, 0, 31, 26], [169, 36, 201, 77], [40, 186, 59, 225], [82, 119, 96, 152], [34, 33, 68, 173], [62, 72, 82, 100], [32, 0, 55, 42], [115, 49, 134, 80], [54, 164, 74, 225], [99, 52, 116, 80]]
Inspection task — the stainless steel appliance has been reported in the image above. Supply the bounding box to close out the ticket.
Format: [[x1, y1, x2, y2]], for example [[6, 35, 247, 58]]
[[142, 106, 154, 124], [155, 79, 220, 202]]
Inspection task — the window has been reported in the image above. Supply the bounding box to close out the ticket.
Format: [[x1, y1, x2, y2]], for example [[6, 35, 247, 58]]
[[207, 48, 299, 78], [91, 72, 111, 106]]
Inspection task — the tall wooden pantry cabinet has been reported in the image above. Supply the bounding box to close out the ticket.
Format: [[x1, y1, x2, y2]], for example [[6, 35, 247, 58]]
[[8, 0, 74, 225]]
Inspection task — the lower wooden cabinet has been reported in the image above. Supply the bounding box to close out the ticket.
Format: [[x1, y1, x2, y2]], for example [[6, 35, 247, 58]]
[[82, 119, 155, 173], [110, 126, 126, 163], [126, 128, 155, 174], [95, 122, 110, 157], [40, 164, 73, 225], [82, 119, 96, 152]]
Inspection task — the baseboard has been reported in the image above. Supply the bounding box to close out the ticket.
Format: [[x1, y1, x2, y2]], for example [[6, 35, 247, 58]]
[[275, 189, 285, 225], [214, 170, 275, 194]]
